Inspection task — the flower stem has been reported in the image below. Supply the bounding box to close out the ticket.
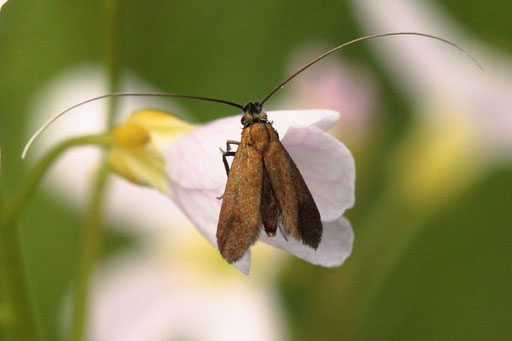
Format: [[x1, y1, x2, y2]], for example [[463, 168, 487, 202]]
[[70, 2, 121, 340], [70, 163, 110, 341], [0, 134, 111, 228], [0, 221, 41, 341], [0, 134, 110, 341], [103, 0, 120, 129], [0, 188, 40, 341]]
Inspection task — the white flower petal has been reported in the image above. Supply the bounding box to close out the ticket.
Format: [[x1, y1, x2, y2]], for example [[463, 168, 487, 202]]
[[268, 109, 339, 135], [166, 110, 339, 190], [283, 125, 356, 221], [260, 216, 353, 267], [167, 113, 354, 270], [169, 181, 251, 274], [350, 0, 475, 100]]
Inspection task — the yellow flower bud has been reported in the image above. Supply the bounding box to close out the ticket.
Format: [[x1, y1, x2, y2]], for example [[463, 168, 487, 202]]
[[112, 122, 150, 149], [107, 109, 196, 194]]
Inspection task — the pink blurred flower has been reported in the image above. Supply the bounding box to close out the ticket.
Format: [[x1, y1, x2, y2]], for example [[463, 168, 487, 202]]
[[350, 0, 512, 162], [278, 45, 379, 142]]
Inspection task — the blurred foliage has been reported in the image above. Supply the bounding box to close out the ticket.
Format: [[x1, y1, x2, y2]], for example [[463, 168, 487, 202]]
[[0, 1, 511, 341]]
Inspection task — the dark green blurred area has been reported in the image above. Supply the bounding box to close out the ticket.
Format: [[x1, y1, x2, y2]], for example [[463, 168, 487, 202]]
[[0, 1, 511, 340]]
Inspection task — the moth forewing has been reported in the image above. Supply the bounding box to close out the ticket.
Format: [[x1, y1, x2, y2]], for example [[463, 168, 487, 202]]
[[217, 128, 264, 263], [262, 123, 322, 248], [260, 170, 281, 237]]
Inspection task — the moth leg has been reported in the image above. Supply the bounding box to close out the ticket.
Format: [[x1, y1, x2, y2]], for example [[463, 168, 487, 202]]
[[226, 140, 240, 152], [217, 147, 236, 200], [278, 225, 289, 241], [220, 149, 237, 177]]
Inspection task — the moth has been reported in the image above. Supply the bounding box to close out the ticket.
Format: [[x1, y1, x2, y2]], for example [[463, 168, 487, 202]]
[[23, 32, 479, 264], [216, 102, 322, 263]]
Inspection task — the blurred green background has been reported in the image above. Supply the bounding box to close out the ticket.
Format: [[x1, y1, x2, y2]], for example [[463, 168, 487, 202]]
[[0, 1, 511, 340]]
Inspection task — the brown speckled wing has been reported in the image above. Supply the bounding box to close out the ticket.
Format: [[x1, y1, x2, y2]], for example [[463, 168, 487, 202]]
[[217, 139, 263, 263], [262, 124, 322, 248]]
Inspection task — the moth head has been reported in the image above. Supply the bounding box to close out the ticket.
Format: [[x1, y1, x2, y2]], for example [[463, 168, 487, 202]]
[[241, 101, 267, 127]]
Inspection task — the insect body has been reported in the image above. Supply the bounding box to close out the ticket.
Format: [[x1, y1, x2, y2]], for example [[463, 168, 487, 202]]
[[217, 102, 322, 263]]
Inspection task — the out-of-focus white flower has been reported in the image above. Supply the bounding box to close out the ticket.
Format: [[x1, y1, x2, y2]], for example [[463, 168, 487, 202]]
[[83, 236, 286, 341], [349, 0, 512, 162], [28, 66, 192, 236]]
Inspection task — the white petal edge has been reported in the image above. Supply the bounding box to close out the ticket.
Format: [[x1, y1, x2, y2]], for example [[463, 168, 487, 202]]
[[260, 216, 354, 267], [166, 110, 339, 190]]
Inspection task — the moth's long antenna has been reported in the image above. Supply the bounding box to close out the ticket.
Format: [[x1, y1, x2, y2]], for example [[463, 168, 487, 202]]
[[22, 92, 243, 159], [259, 32, 482, 106]]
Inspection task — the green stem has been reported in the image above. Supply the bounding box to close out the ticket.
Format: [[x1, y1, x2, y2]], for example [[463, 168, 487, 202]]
[[0, 134, 110, 341], [70, 2, 121, 340], [0, 134, 111, 228], [103, 0, 120, 129], [70, 163, 110, 341], [0, 221, 40, 341]]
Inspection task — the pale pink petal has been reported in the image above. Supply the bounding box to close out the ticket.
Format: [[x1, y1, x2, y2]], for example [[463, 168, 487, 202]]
[[282, 125, 355, 221], [169, 181, 251, 274], [260, 216, 353, 267], [166, 110, 339, 189]]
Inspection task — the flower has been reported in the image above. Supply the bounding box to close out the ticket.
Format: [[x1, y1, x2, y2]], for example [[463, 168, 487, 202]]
[[108, 109, 195, 194], [164, 109, 355, 273], [277, 45, 379, 144], [27, 66, 192, 236], [348, 0, 512, 207], [349, 0, 512, 161], [82, 237, 287, 341], [108, 107, 356, 274]]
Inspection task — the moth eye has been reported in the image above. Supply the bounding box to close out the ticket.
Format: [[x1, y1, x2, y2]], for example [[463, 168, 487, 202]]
[[241, 116, 246, 125]]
